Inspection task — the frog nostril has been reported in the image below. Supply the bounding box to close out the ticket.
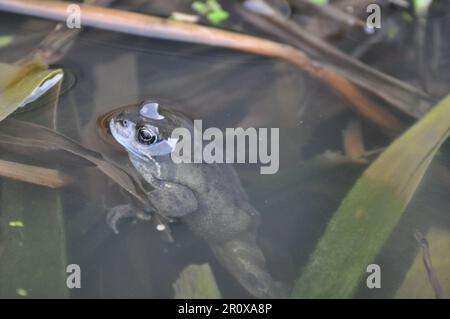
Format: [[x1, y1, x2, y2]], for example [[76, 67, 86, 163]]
[[117, 119, 128, 127]]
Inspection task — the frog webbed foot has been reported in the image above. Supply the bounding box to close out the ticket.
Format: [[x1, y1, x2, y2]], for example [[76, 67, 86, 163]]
[[106, 204, 152, 234]]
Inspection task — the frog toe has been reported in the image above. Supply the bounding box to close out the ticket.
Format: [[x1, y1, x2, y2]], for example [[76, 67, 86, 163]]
[[106, 204, 151, 234]]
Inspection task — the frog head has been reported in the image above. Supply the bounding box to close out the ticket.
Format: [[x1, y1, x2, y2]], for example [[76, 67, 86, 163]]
[[109, 100, 178, 161]]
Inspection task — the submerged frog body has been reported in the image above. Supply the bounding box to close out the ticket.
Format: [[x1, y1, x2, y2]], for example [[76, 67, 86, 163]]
[[108, 101, 287, 298]]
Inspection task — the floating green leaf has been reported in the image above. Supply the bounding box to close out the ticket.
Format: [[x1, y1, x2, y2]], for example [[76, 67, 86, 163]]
[[173, 263, 221, 299], [207, 9, 229, 25], [191, 0, 229, 25], [207, 0, 221, 11], [0, 97, 69, 299], [15, 288, 28, 297], [8, 220, 24, 228], [192, 1, 209, 15], [0, 162, 69, 299], [0, 74, 70, 298], [0, 62, 63, 122], [292, 93, 450, 298], [414, 0, 433, 16]]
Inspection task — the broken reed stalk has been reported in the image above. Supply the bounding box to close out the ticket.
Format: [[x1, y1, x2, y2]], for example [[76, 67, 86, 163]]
[[0, 159, 72, 188], [16, 0, 117, 65], [291, 0, 366, 29], [0, 0, 403, 135], [343, 119, 366, 160]]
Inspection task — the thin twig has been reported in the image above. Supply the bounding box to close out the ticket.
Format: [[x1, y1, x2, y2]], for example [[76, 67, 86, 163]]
[[414, 231, 447, 299], [0, 0, 404, 135]]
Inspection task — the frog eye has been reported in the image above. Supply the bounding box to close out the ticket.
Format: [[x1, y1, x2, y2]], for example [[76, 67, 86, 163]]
[[137, 126, 157, 145]]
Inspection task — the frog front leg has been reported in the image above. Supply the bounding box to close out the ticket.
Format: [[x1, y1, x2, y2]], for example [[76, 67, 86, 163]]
[[106, 204, 151, 234], [106, 182, 197, 233]]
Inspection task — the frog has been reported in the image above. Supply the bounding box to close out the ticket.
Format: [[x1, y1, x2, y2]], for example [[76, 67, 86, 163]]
[[107, 100, 288, 298]]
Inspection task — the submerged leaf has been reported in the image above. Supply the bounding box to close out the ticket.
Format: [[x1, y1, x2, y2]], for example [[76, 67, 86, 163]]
[[292, 94, 450, 298], [0, 181, 69, 298], [8, 220, 25, 228], [0, 66, 69, 298], [0, 35, 13, 48], [15, 288, 28, 297], [0, 62, 63, 122], [173, 263, 221, 299]]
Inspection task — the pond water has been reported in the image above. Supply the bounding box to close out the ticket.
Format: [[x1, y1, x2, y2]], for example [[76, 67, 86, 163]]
[[0, 1, 449, 298]]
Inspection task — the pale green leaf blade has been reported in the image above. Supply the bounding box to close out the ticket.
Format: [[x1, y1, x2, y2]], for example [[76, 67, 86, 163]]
[[173, 263, 221, 299], [292, 94, 450, 298]]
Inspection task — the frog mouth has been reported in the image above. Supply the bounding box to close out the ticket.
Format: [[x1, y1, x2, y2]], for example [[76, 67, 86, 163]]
[[109, 119, 131, 145], [128, 148, 151, 162]]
